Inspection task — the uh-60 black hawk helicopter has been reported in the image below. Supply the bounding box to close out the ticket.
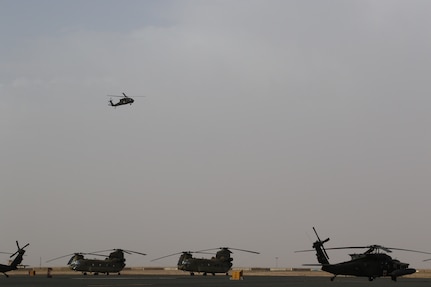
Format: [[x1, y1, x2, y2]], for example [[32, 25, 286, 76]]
[[108, 93, 144, 107], [47, 249, 146, 275], [151, 247, 259, 276], [296, 227, 431, 282], [0, 241, 29, 277]]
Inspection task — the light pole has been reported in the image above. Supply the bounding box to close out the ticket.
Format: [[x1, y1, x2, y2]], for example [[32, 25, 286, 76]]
[[275, 257, 278, 268]]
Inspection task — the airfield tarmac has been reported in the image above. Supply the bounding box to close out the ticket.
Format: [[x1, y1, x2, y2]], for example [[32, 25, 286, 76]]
[[2, 273, 431, 287]]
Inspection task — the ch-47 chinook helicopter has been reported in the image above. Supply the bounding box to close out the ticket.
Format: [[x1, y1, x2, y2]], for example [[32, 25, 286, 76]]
[[151, 247, 259, 276], [296, 227, 431, 282], [0, 241, 29, 277], [108, 93, 144, 107], [47, 249, 146, 275]]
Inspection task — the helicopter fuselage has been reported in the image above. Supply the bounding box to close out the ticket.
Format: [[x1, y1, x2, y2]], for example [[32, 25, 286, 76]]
[[322, 253, 415, 280], [305, 228, 422, 281], [69, 257, 125, 274], [177, 250, 233, 275], [110, 97, 134, 107], [179, 257, 232, 275]]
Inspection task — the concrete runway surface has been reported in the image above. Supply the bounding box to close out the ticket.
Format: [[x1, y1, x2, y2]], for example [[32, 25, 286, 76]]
[[1, 275, 431, 287]]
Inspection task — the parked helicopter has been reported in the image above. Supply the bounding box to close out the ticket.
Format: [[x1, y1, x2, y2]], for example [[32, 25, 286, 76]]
[[296, 227, 431, 282], [47, 249, 146, 275], [0, 241, 29, 277], [151, 247, 259, 276], [108, 93, 144, 107]]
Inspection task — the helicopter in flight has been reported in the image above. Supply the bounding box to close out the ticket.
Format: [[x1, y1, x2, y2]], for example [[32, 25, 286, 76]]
[[108, 93, 144, 107], [296, 227, 431, 282], [151, 247, 259, 276], [47, 249, 146, 275], [0, 241, 29, 277]]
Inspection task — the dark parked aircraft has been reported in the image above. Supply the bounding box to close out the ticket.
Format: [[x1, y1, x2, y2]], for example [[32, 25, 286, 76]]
[[152, 247, 259, 276], [0, 241, 29, 277], [47, 249, 146, 275], [296, 227, 431, 282]]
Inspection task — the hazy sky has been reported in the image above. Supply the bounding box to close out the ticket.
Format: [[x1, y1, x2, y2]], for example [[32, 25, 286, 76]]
[[1, 0, 431, 269]]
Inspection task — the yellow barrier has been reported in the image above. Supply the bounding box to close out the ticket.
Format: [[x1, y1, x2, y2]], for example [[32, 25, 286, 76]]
[[230, 270, 243, 280]]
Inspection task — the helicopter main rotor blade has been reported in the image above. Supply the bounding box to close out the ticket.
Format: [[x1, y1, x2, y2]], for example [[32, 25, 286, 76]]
[[151, 252, 188, 262], [295, 249, 315, 253], [91, 249, 119, 254], [228, 247, 260, 254], [91, 249, 146, 256], [196, 247, 260, 254], [295, 247, 373, 253], [322, 246, 381, 251], [46, 253, 81, 263], [386, 247, 431, 255], [307, 245, 431, 255], [123, 249, 147, 256]]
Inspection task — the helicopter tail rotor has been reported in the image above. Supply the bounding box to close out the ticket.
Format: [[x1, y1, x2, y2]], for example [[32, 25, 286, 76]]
[[312, 227, 330, 265], [8, 241, 29, 269], [10, 241, 29, 258]]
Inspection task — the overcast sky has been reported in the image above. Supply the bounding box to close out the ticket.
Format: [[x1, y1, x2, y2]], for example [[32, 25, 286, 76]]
[[1, 0, 431, 269]]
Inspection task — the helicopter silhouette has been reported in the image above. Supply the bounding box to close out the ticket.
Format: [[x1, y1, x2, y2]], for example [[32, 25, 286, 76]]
[[108, 93, 144, 107], [296, 227, 431, 282], [47, 249, 146, 275], [0, 241, 29, 277], [151, 247, 259, 276]]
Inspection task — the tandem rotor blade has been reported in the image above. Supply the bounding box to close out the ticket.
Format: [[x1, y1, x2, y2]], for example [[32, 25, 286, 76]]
[[196, 247, 259, 254], [91, 249, 146, 256], [46, 253, 82, 263], [123, 249, 147, 256], [151, 251, 190, 262]]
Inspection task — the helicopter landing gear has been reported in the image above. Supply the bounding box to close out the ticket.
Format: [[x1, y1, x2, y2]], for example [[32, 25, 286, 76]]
[[190, 272, 194, 276], [368, 277, 374, 281], [330, 275, 336, 281]]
